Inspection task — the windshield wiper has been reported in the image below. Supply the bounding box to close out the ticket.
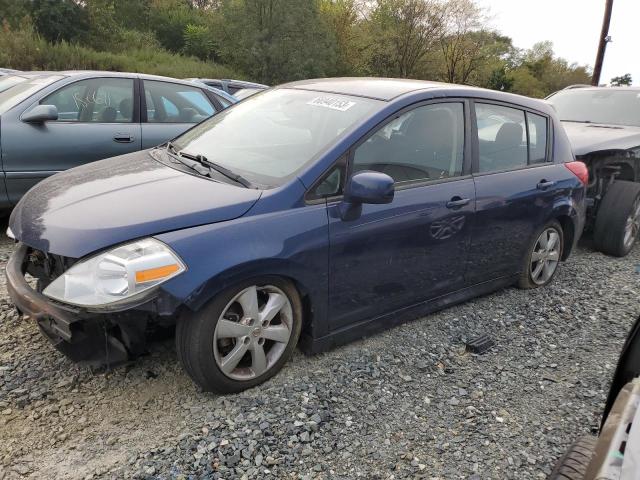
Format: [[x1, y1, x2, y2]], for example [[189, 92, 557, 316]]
[[164, 142, 210, 176], [560, 119, 592, 123], [179, 151, 254, 188]]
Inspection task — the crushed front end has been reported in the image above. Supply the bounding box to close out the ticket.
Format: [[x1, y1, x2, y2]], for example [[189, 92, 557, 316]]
[[6, 243, 181, 368]]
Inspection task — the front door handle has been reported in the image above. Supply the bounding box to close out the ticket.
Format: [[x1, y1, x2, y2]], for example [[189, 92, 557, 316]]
[[446, 196, 471, 209], [537, 180, 556, 190], [113, 133, 134, 143]]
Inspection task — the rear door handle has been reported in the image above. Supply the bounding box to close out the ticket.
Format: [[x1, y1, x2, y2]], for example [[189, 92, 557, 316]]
[[113, 133, 134, 143], [537, 180, 556, 190], [446, 196, 471, 208]]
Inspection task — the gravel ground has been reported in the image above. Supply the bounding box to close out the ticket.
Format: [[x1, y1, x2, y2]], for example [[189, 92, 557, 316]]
[[1, 228, 639, 480]]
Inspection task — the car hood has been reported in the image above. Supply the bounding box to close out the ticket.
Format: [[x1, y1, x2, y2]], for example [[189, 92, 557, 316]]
[[10, 150, 262, 258], [561, 122, 640, 156]]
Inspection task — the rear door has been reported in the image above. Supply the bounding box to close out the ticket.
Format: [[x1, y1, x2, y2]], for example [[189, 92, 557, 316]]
[[1, 76, 140, 203], [467, 101, 562, 283], [140, 80, 221, 149]]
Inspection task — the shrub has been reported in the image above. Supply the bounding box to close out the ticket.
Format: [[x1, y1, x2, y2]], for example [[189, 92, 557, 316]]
[[0, 21, 240, 79]]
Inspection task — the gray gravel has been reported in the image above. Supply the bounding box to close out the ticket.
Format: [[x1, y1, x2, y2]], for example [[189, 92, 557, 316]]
[[1, 229, 639, 479]]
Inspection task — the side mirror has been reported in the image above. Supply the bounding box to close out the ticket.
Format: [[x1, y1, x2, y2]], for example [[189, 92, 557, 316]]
[[339, 171, 394, 221], [22, 104, 58, 123], [345, 171, 394, 205]]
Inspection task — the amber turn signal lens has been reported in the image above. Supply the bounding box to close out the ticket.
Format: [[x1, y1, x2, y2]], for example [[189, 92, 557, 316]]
[[135, 264, 180, 283]]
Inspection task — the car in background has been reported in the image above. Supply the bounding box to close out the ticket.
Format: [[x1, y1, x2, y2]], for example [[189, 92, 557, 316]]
[[7, 78, 586, 393], [232, 87, 264, 100], [0, 72, 33, 94], [185, 78, 268, 96], [0, 68, 20, 76], [547, 86, 640, 257], [550, 315, 640, 479], [0, 70, 236, 208]]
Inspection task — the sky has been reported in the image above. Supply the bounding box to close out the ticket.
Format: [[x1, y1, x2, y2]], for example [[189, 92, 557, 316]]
[[476, 0, 639, 85]]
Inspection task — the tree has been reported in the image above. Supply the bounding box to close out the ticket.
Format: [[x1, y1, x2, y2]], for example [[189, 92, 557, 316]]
[[439, 0, 486, 84], [183, 23, 216, 60], [320, 0, 366, 75], [611, 74, 632, 86], [220, 0, 336, 84], [30, 0, 89, 43], [367, 0, 445, 78]]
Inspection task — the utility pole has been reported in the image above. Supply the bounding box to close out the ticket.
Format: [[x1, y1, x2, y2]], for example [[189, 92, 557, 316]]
[[592, 0, 614, 86]]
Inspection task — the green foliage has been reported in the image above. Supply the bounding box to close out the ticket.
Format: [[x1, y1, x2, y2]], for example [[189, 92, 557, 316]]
[[0, 0, 593, 98], [31, 0, 89, 43], [611, 73, 632, 86], [0, 21, 238, 79], [219, 0, 336, 84], [183, 24, 216, 60]]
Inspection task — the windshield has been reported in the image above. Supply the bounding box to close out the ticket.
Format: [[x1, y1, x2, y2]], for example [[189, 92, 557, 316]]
[[172, 88, 381, 186], [548, 89, 640, 127], [0, 75, 64, 115]]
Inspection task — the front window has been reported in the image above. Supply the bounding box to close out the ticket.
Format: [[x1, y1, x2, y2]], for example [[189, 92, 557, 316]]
[[0, 75, 64, 115], [548, 89, 640, 127], [42, 77, 135, 123], [172, 89, 381, 186], [353, 102, 465, 183]]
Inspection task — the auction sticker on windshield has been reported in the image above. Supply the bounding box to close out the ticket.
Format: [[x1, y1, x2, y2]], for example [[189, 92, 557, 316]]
[[308, 96, 356, 111]]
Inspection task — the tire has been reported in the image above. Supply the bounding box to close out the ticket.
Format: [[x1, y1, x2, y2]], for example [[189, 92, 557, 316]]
[[518, 220, 564, 289], [176, 276, 302, 394], [593, 180, 640, 257], [549, 435, 597, 480]]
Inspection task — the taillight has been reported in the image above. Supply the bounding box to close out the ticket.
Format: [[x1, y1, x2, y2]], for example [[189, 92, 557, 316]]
[[565, 161, 588, 185]]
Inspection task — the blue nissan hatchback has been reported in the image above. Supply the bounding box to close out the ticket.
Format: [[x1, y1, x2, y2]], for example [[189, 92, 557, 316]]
[[7, 78, 586, 393]]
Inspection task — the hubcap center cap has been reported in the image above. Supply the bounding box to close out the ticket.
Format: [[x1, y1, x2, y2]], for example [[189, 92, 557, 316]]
[[252, 327, 262, 337]]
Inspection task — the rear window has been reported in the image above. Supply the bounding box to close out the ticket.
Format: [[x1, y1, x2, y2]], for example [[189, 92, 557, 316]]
[[0, 75, 64, 115]]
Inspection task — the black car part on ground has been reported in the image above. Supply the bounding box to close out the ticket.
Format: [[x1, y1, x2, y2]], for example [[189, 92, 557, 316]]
[[6, 243, 182, 368]]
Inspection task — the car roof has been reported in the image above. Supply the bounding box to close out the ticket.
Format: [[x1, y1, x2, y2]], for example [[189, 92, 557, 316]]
[[14, 70, 237, 102], [280, 77, 553, 113], [188, 78, 269, 90], [550, 86, 640, 96]]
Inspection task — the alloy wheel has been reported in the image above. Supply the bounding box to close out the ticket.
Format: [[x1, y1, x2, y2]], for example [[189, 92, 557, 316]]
[[530, 227, 561, 285], [213, 285, 293, 381], [623, 197, 640, 251]]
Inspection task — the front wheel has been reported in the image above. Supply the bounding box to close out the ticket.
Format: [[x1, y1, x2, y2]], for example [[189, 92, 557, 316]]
[[518, 220, 564, 289], [176, 277, 302, 393]]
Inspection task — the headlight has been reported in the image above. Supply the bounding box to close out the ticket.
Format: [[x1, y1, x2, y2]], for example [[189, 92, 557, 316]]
[[43, 238, 186, 308]]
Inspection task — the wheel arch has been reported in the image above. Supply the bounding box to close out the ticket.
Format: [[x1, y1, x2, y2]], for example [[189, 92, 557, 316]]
[[556, 214, 576, 261], [178, 258, 325, 342]]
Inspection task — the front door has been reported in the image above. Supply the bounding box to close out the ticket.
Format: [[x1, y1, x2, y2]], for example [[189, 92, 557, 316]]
[[327, 101, 475, 330], [1, 76, 141, 203]]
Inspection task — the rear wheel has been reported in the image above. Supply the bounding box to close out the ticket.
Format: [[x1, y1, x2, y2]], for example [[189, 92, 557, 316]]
[[518, 220, 563, 289], [176, 277, 302, 393], [549, 435, 597, 480], [594, 180, 640, 257]]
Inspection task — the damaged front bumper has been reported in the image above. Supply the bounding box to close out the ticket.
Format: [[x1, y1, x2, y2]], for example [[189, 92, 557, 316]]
[[6, 243, 179, 368]]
